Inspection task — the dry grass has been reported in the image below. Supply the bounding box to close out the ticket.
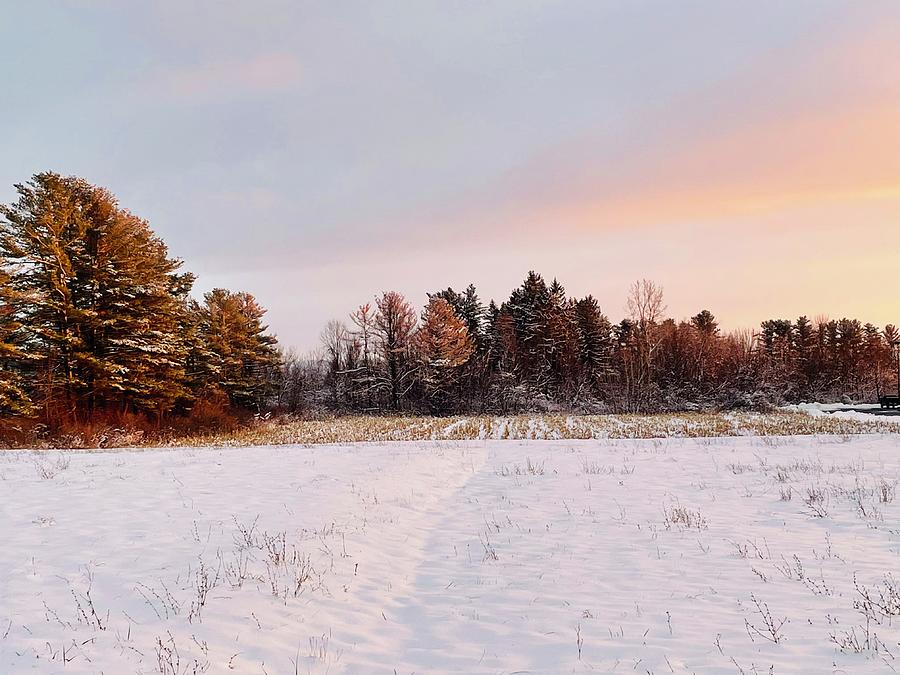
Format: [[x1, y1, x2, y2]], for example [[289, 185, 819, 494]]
[[166, 412, 897, 449], [4, 411, 895, 450]]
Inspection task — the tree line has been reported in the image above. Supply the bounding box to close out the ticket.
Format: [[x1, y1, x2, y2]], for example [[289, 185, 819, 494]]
[[2, 173, 897, 433], [0, 173, 279, 431], [312, 277, 899, 415]]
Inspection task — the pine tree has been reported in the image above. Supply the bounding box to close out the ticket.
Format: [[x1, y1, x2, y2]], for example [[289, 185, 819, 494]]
[[0, 269, 32, 417], [1, 173, 93, 418], [759, 319, 793, 358], [574, 295, 613, 393], [176, 295, 216, 420], [484, 300, 500, 361], [793, 316, 815, 360], [78, 202, 195, 416], [689, 310, 719, 389], [885, 325, 900, 398], [690, 310, 718, 336], [0, 173, 193, 421], [504, 271, 551, 388], [544, 279, 579, 398], [862, 323, 886, 397], [835, 318, 864, 397], [192, 289, 280, 411]]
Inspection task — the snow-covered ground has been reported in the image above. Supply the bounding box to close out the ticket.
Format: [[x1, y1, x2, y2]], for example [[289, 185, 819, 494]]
[[2, 434, 900, 673], [784, 402, 887, 415], [782, 402, 900, 426]]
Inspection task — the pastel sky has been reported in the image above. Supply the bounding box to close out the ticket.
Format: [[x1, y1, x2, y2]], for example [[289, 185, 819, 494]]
[[2, 1, 899, 349]]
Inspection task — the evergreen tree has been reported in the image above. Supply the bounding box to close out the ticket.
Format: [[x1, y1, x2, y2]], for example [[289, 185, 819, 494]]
[[689, 310, 719, 388], [835, 318, 864, 397], [862, 323, 887, 396], [790, 316, 816, 397], [574, 295, 613, 393], [1, 173, 94, 418], [760, 319, 793, 358], [484, 298, 509, 389], [543, 279, 579, 398], [614, 319, 634, 345], [484, 300, 500, 358], [690, 310, 718, 336], [0, 173, 193, 421], [503, 271, 551, 389], [460, 284, 486, 351], [78, 202, 195, 416], [0, 269, 32, 417], [885, 325, 900, 397], [192, 289, 280, 411]]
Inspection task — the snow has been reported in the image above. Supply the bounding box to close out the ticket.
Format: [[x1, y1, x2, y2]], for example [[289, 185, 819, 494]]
[[784, 401, 900, 425], [2, 434, 900, 673]]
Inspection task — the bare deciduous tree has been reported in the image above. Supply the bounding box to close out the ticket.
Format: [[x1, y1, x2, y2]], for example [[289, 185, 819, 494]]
[[625, 279, 666, 409], [320, 320, 348, 406], [627, 279, 666, 329]]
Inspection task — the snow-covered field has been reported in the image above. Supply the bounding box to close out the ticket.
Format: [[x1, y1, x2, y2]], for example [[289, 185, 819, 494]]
[[2, 434, 900, 673]]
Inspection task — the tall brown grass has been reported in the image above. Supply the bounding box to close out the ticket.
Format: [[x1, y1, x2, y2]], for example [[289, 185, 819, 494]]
[[3, 410, 895, 450]]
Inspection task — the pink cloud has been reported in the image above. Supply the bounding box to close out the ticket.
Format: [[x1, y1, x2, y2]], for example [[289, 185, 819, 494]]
[[144, 52, 302, 103]]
